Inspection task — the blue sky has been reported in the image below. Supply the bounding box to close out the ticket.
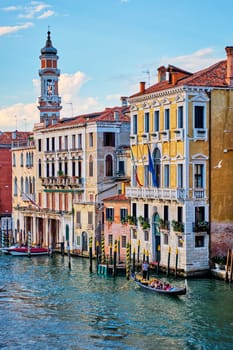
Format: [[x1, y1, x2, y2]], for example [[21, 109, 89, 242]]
[[0, 0, 233, 131]]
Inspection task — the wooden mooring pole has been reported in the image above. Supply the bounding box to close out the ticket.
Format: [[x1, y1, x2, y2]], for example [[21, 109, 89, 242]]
[[89, 237, 93, 273]]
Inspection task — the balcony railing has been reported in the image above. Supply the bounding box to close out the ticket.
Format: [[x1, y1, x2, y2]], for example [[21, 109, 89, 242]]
[[126, 186, 185, 201], [41, 176, 84, 188]]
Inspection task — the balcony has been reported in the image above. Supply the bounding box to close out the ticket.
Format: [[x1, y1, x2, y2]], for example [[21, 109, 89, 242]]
[[125, 186, 185, 201], [41, 176, 84, 189], [193, 221, 209, 233], [193, 189, 206, 199], [130, 134, 138, 145], [150, 132, 160, 142], [174, 128, 184, 141], [160, 130, 170, 142], [141, 133, 149, 143], [193, 128, 208, 141]]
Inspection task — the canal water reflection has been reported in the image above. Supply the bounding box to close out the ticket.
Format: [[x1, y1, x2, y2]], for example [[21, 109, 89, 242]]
[[0, 254, 232, 350]]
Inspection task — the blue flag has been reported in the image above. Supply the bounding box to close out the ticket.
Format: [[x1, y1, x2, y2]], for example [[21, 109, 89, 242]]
[[148, 146, 158, 187]]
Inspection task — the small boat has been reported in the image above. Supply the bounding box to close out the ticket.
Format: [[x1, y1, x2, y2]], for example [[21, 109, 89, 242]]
[[1, 244, 20, 254], [8, 247, 48, 256], [133, 274, 186, 296]]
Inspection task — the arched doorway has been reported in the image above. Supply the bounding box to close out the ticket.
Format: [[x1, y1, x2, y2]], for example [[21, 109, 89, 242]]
[[81, 231, 88, 252]]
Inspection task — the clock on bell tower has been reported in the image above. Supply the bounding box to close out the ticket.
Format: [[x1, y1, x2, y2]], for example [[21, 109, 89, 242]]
[[38, 31, 62, 126]]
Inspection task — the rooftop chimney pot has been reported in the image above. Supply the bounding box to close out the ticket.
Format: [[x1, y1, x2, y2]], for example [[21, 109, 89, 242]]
[[225, 46, 233, 86], [139, 81, 146, 93]]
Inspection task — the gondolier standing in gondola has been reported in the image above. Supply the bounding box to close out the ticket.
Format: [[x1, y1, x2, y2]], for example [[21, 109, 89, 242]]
[[142, 260, 149, 280]]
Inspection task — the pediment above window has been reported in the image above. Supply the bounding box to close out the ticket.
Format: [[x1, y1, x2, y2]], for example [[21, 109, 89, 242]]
[[175, 154, 184, 160], [162, 154, 170, 161], [152, 99, 161, 108], [130, 104, 138, 111], [190, 92, 209, 103], [175, 94, 185, 103], [143, 102, 151, 109], [162, 97, 171, 105], [192, 153, 208, 160]]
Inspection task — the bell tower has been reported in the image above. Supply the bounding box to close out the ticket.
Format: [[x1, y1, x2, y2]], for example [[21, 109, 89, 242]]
[[38, 31, 62, 125]]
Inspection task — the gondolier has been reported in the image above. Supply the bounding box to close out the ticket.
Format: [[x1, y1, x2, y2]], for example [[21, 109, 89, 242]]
[[142, 261, 149, 279]]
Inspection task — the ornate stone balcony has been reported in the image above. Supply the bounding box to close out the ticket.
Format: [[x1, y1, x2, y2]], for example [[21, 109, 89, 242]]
[[125, 186, 185, 201]]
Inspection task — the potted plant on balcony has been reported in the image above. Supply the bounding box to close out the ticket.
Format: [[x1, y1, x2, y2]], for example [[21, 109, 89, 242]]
[[172, 220, 184, 233]]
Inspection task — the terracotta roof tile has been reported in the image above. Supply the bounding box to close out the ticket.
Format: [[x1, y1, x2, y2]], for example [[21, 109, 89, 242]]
[[103, 194, 129, 202], [130, 60, 228, 98]]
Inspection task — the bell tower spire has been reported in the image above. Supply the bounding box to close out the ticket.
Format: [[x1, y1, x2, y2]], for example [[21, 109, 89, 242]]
[[38, 30, 62, 126]]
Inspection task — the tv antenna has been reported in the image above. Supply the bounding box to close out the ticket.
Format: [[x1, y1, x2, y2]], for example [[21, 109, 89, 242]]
[[142, 70, 150, 87]]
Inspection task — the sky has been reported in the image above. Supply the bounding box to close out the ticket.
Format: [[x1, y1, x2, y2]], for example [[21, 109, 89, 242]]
[[0, 0, 233, 131]]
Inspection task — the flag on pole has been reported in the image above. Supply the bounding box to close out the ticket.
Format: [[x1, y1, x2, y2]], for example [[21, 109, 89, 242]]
[[147, 145, 158, 187], [130, 147, 143, 187], [23, 193, 41, 210]]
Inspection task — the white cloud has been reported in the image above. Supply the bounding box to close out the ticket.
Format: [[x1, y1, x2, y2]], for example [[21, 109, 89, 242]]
[[0, 22, 33, 36], [37, 10, 55, 19], [0, 71, 103, 131], [1, 6, 20, 11], [160, 47, 222, 73], [19, 2, 52, 19]]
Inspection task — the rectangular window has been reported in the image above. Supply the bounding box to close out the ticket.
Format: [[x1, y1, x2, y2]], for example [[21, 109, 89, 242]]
[[89, 133, 93, 147], [154, 110, 159, 131], [178, 207, 183, 223], [144, 112, 149, 133], [132, 203, 137, 221], [51, 137, 55, 151], [122, 235, 127, 248], [144, 231, 149, 241], [164, 233, 168, 245], [64, 136, 68, 150], [46, 138, 49, 151], [164, 165, 170, 187], [195, 235, 205, 247], [177, 164, 183, 188], [144, 165, 149, 187], [164, 205, 169, 222], [106, 208, 114, 221], [194, 164, 204, 188], [103, 132, 115, 147], [144, 204, 149, 220], [118, 161, 125, 175], [78, 134, 82, 148], [38, 139, 42, 152], [195, 207, 205, 223], [88, 212, 93, 225], [108, 234, 113, 246], [133, 114, 138, 134], [46, 163, 49, 177], [120, 208, 128, 222], [76, 211, 81, 224], [178, 106, 183, 128], [59, 136, 62, 151], [194, 106, 204, 128], [72, 135, 76, 149], [164, 109, 170, 130]]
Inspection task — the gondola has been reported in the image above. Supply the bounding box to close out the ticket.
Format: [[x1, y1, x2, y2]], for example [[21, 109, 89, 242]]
[[132, 274, 187, 296]]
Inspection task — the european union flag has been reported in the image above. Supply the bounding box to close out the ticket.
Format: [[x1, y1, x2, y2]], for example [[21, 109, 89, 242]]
[[148, 145, 158, 187]]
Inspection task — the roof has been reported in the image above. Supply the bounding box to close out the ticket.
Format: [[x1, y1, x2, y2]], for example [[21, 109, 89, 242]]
[[0, 131, 31, 146], [103, 193, 130, 202], [40, 105, 130, 131], [130, 60, 228, 98]]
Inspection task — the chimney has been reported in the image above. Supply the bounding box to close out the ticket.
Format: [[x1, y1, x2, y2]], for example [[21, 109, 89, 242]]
[[157, 66, 166, 82], [225, 46, 233, 86], [120, 96, 128, 106], [114, 110, 119, 121], [139, 81, 146, 93]]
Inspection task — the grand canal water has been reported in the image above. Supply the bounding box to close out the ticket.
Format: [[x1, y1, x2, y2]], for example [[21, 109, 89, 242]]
[[0, 254, 232, 350]]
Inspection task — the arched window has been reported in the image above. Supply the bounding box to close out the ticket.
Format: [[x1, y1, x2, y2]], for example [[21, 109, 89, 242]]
[[14, 177, 18, 196], [89, 155, 93, 177], [105, 154, 113, 176], [33, 177, 35, 194]]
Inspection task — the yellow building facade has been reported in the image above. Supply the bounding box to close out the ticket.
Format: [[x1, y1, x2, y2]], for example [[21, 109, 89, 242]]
[[127, 49, 233, 275]]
